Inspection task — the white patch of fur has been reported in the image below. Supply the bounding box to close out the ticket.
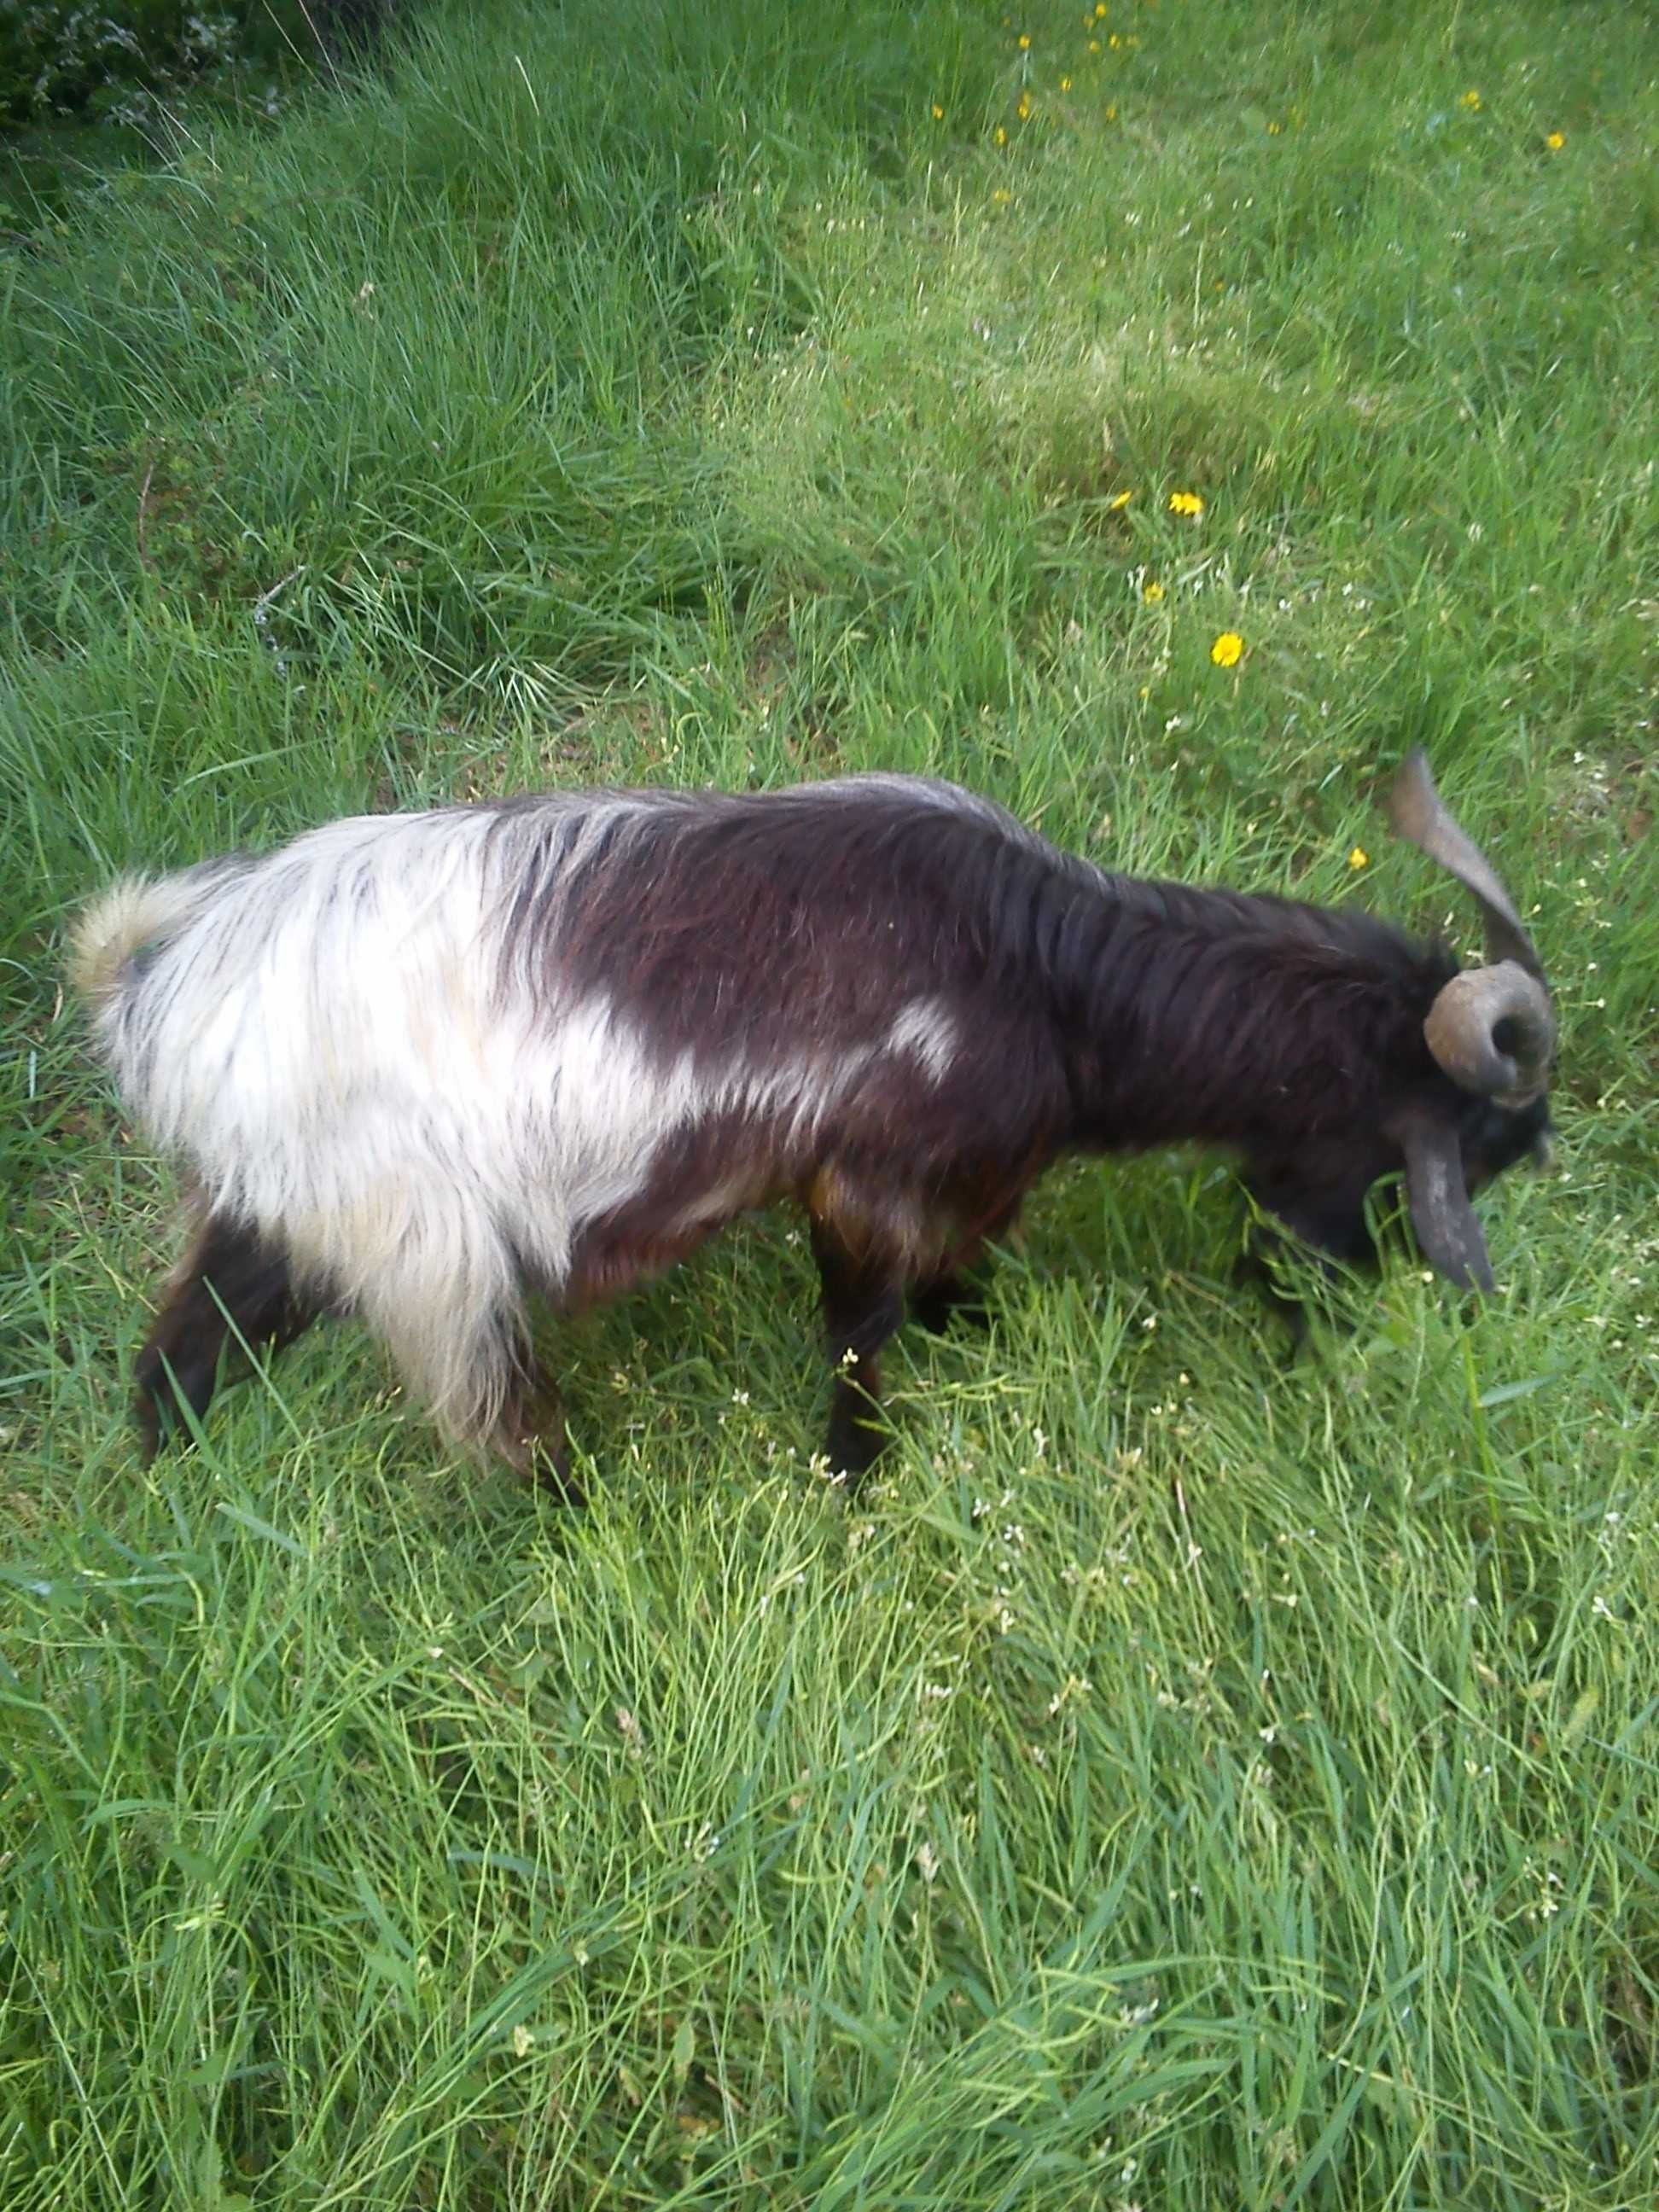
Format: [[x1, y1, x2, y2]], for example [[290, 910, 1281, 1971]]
[[886, 997, 960, 1082]]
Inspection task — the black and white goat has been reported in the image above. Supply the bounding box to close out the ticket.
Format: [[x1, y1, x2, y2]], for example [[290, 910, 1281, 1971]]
[[73, 753, 1555, 1490]]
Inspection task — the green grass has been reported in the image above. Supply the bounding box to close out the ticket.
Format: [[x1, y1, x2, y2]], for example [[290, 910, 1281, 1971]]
[[3, 0, 1657, 2203]]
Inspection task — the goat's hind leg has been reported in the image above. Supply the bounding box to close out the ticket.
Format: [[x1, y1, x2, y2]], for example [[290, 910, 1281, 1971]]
[[135, 1209, 321, 1458], [360, 1247, 582, 1499], [494, 1359, 583, 1504]]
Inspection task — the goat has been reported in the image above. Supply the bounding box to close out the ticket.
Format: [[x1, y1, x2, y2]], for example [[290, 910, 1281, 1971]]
[[72, 753, 1555, 1492]]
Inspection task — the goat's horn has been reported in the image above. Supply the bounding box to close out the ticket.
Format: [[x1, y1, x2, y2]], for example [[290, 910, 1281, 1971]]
[[1423, 962, 1556, 1103], [1387, 752, 1556, 1098], [1387, 749, 1545, 981]]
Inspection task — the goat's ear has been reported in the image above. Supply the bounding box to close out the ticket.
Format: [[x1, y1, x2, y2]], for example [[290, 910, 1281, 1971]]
[[1393, 1111, 1494, 1295]]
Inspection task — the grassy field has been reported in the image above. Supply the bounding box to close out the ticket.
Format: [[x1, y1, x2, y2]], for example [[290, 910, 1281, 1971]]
[[3, 0, 1656, 2203]]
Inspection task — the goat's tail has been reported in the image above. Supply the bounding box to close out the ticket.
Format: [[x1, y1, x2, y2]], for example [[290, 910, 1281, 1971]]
[[69, 872, 220, 1013]]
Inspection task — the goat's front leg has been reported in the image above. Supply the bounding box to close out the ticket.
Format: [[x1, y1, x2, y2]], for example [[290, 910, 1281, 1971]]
[[808, 1219, 907, 1493], [1239, 1167, 1379, 1345], [909, 1271, 990, 1335], [909, 1190, 1026, 1335]]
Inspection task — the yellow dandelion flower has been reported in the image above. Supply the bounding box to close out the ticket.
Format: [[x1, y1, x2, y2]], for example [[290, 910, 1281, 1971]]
[[1168, 490, 1205, 516], [1108, 488, 1133, 509], [1018, 32, 1031, 48], [1095, 2, 1107, 15], [1109, 31, 1121, 46], [992, 188, 1013, 205], [1017, 96, 1033, 119], [932, 104, 944, 119], [1089, 38, 1102, 54], [1104, 102, 1117, 119], [994, 125, 1008, 144], [1061, 75, 1073, 91], [1545, 130, 1565, 150], [1348, 846, 1370, 870], [1267, 119, 1282, 135], [1143, 579, 1166, 603], [1459, 88, 1482, 112], [1210, 632, 1243, 667]]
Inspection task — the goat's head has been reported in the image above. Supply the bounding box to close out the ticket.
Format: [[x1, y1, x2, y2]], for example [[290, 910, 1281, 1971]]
[[1385, 751, 1556, 1293]]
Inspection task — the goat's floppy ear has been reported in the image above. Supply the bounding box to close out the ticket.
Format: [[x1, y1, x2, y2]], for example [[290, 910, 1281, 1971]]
[[1393, 1111, 1494, 1295]]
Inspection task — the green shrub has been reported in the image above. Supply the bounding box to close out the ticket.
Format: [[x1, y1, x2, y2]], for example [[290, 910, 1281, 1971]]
[[0, 1, 399, 125]]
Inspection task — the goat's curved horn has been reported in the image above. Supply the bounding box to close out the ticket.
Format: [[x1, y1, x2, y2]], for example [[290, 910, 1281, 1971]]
[[1423, 962, 1556, 1102], [1387, 749, 1544, 981], [1388, 751, 1556, 1098]]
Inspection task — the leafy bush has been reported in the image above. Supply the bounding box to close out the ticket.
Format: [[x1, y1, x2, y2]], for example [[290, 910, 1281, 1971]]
[[0, 1, 399, 125]]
